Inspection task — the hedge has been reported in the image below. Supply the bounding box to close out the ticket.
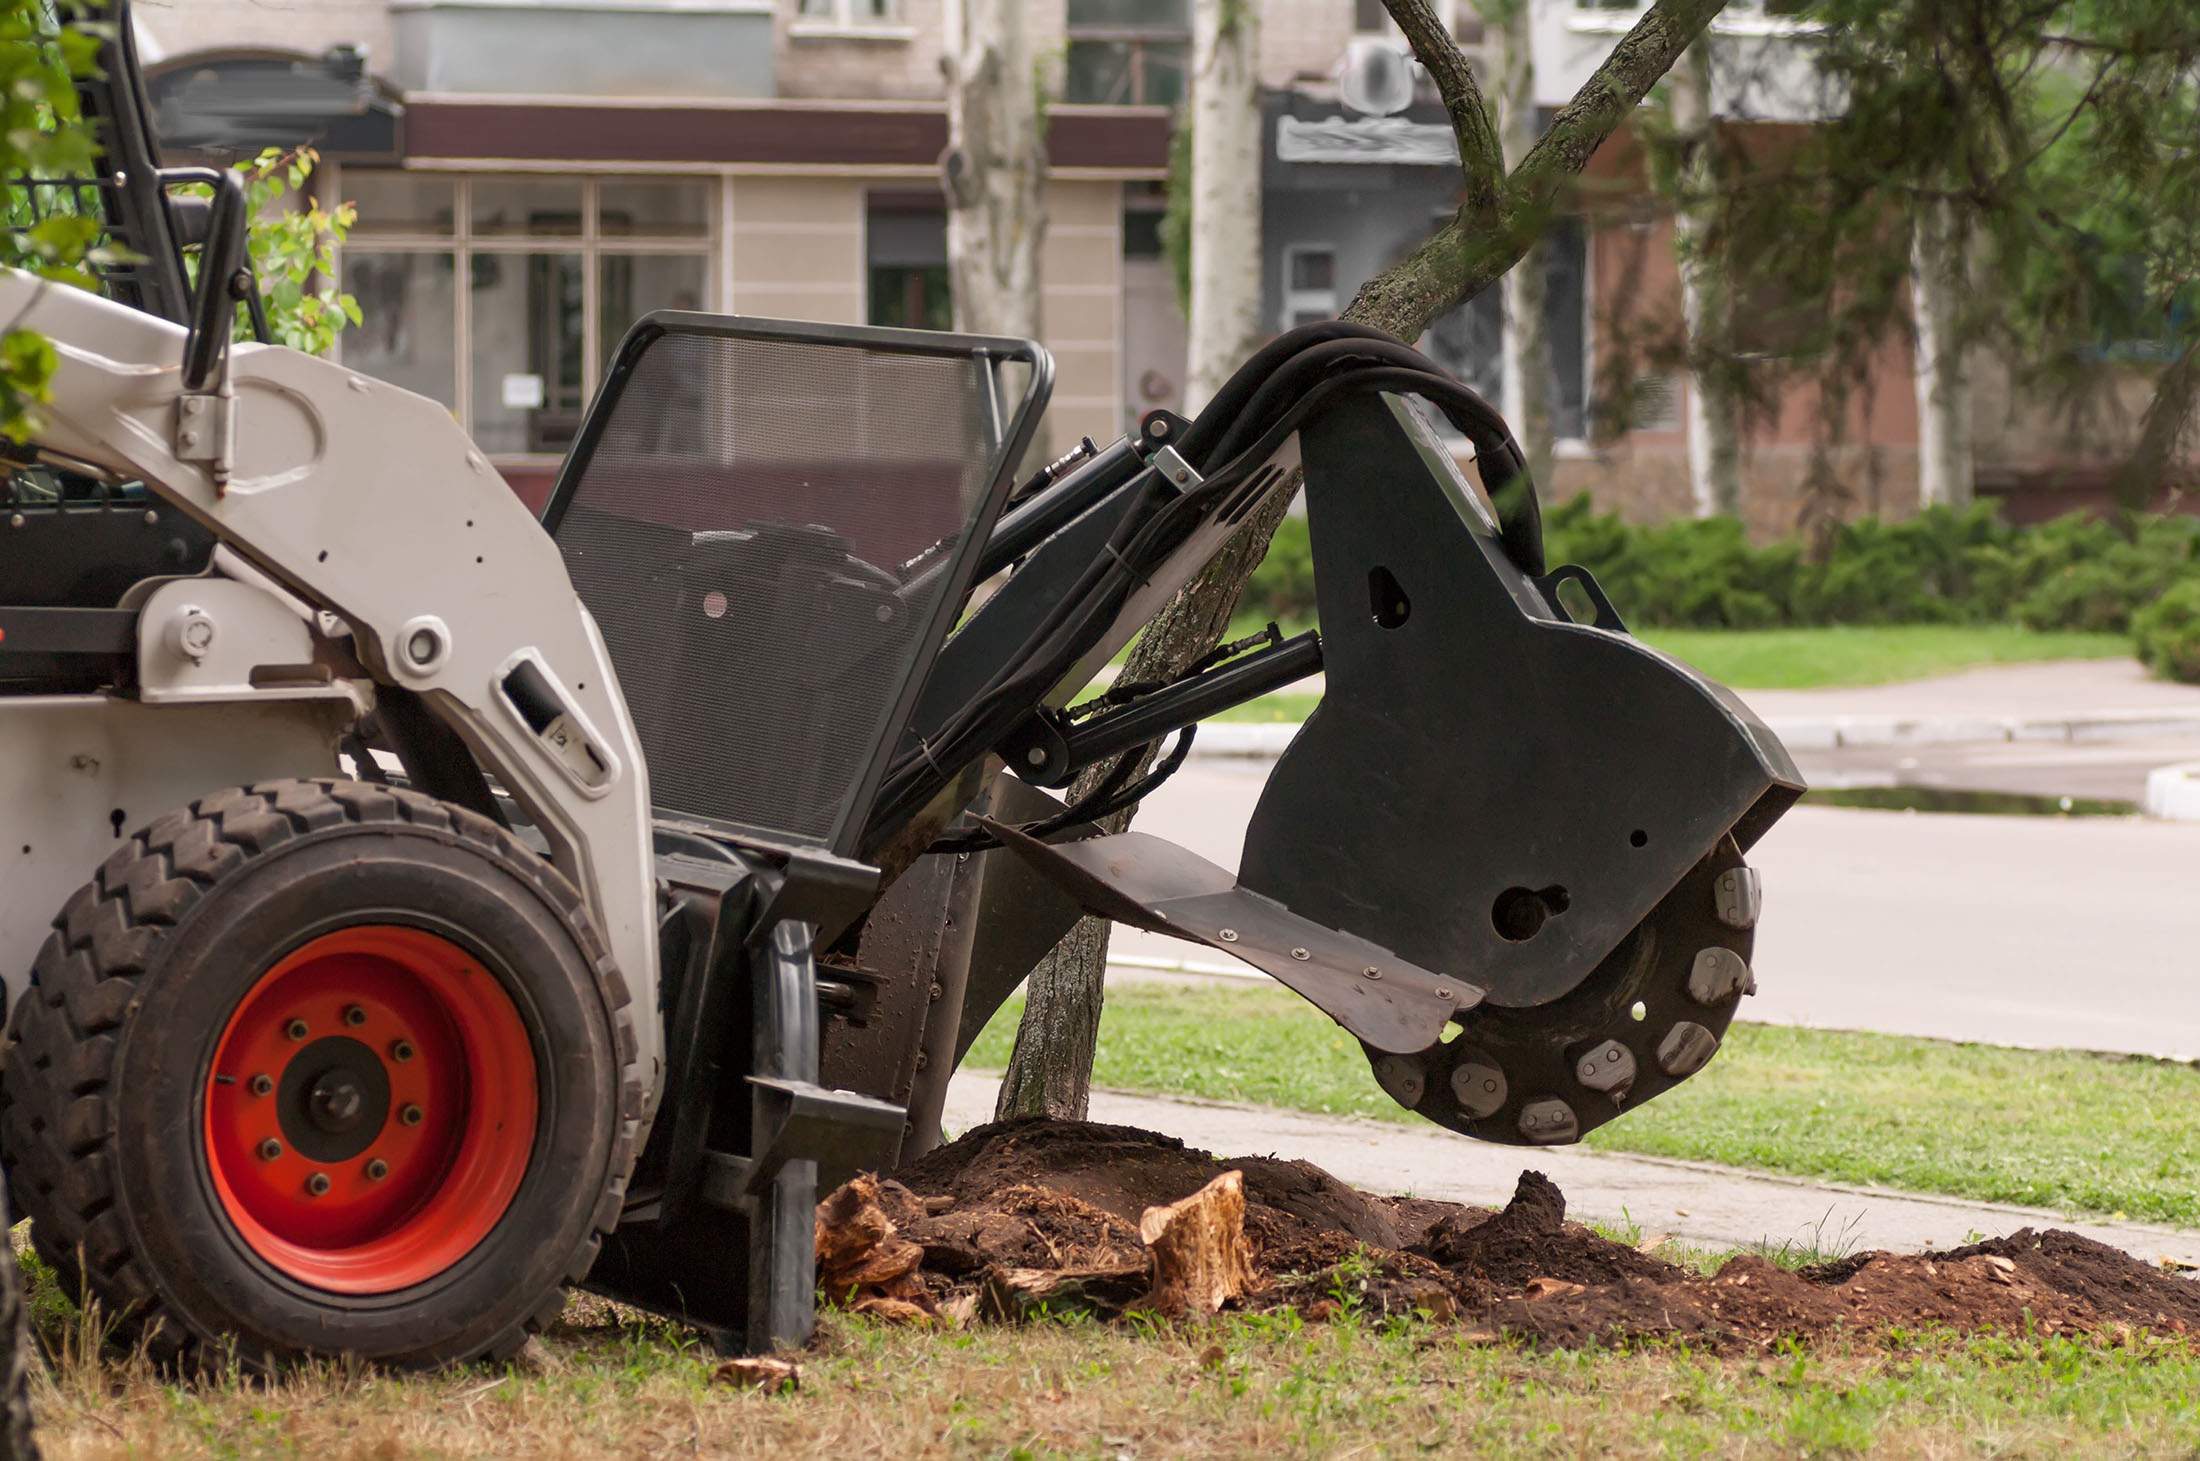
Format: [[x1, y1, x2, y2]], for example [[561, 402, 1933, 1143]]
[[1244, 499, 2200, 676]]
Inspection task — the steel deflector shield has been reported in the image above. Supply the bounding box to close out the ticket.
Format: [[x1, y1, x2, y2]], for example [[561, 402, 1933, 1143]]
[[1237, 393, 1802, 1011]]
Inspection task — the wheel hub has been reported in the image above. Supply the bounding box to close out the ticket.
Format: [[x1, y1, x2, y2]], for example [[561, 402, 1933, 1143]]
[[276, 1037, 390, 1161], [201, 925, 538, 1295]]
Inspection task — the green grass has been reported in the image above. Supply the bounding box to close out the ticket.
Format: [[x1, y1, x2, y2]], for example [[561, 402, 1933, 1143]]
[[1639, 624, 2131, 690], [25, 1296, 2200, 1457], [968, 983, 2200, 1228], [1197, 622, 2129, 719]]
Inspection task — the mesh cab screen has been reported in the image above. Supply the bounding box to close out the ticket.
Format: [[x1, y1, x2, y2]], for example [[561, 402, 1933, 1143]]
[[552, 322, 1027, 849]]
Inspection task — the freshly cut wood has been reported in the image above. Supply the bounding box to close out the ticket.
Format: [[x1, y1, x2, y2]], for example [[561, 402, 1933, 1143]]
[[980, 1263, 1151, 1322], [712, 1356, 799, 1391], [1138, 1170, 1258, 1316], [815, 1174, 933, 1318]]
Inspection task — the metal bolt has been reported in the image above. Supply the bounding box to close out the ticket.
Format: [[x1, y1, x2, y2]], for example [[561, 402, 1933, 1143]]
[[1218, 928, 1239, 943], [1362, 965, 1382, 981], [343, 1004, 367, 1027], [400, 1104, 424, 1127], [1290, 947, 1310, 962], [285, 1018, 308, 1041], [8, 514, 24, 530], [257, 1138, 282, 1161], [364, 1158, 389, 1181], [1435, 985, 1451, 1000], [248, 1073, 273, 1097], [1025, 747, 1047, 766], [1149, 417, 1170, 438], [305, 1171, 331, 1197], [143, 509, 158, 526], [390, 1038, 415, 1063]]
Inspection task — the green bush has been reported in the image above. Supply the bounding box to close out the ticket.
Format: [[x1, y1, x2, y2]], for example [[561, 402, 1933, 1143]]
[[1241, 494, 2200, 632], [2134, 579, 2200, 683]]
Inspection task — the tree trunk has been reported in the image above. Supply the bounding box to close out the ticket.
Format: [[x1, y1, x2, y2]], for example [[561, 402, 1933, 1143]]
[[1910, 196, 1973, 508], [1673, 41, 1741, 518], [1493, 0, 1554, 492], [1184, 0, 1263, 416], [941, 0, 1046, 343], [991, 0, 1732, 1123]]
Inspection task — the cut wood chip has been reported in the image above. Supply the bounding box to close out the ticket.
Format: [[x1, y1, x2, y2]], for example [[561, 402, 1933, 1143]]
[[1523, 1276, 1587, 1302], [1139, 1170, 1259, 1316], [713, 1356, 799, 1392], [815, 1173, 937, 1320], [981, 1263, 1150, 1322]]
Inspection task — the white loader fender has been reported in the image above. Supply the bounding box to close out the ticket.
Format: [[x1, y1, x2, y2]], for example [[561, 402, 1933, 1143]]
[[0, 268, 665, 1085]]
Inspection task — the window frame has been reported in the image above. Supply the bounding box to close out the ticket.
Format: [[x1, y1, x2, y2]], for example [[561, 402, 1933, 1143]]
[[1280, 243, 1340, 329], [789, 0, 911, 41], [1064, 0, 1193, 107], [329, 166, 719, 466]]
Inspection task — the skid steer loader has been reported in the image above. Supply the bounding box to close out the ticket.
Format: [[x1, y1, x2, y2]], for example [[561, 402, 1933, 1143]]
[[0, 6, 1800, 1367]]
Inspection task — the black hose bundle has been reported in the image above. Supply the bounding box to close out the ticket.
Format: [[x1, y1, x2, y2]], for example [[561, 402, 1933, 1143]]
[[868, 321, 1543, 852]]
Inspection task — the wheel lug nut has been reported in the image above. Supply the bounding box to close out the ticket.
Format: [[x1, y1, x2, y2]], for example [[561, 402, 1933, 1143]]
[[305, 1171, 331, 1197], [399, 1104, 424, 1126], [365, 1157, 389, 1181], [390, 1039, 415, 1063], [342, 1005, 367, 1027], [248, 1073, 273, 1097], [257, 1138, 282, 1161], [285, 1018, 309, 1041]]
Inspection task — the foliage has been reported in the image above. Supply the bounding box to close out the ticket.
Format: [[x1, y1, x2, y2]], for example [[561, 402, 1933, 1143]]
[[1238, 511, 1312, 622], [235, 147, 361, 356], [2133, 578, 2200, 682], [0, 0, 106, 438], [1660, 0, 2200, 507], [1159, 120, 1192, 318], [1246, 495, 2200, 633]]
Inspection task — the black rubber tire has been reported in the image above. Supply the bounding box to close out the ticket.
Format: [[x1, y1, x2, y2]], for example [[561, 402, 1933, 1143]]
[[0, 1180, 38, 1461], [0, 779, 642, 1370]]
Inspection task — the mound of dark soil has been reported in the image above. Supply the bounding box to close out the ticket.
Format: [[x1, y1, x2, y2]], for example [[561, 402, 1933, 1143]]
[[844, 1117, 2200, 1351]]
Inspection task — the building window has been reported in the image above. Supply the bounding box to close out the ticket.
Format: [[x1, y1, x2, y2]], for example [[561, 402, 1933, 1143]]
[[794, 0, 904, 33], [335, 171, 715, 459], [1281, 244, 1338, 329], [1065, 0, 1191, 107], [1355, 0, 1477, 42], [1421, 218, 1592, 442], [866, 192, 951, 331]]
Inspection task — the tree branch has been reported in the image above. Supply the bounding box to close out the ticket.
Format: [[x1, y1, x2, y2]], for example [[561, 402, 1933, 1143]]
[[1346, 0, 1729, 342], [1381, 0, 1502, 217]]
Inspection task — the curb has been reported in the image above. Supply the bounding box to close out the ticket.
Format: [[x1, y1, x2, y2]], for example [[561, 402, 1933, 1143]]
[[2144, 761, 2200, 821], [1192, 710, 2200, 761]]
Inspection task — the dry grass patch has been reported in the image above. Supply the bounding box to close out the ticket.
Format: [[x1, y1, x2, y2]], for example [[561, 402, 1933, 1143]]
[[16, 1289, 2200, 1459]]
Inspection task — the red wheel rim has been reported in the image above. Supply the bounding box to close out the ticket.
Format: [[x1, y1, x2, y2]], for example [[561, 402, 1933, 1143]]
[[203, 926, 538, 1295]]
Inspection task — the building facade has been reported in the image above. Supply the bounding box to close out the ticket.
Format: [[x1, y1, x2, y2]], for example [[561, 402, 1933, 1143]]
[[138, 0, 2174, 530]]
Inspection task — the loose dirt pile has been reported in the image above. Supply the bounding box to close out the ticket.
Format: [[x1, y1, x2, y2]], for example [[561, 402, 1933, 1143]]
[[813, 1117, 2200, 1351]]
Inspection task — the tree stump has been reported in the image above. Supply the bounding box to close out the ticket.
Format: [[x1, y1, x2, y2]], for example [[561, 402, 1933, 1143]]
[[1139, 1170, 1258, 1316]]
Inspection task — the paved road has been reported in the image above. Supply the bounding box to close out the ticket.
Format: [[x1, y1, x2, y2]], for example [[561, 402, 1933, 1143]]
[[945, 1073, 2200, 1266], [1112, 757, 2200, 1059]]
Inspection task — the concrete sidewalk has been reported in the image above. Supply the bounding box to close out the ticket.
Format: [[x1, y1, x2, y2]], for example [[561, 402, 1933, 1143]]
[[945, 1072, 2200, 1269], [1192, 658, 2200, 758]]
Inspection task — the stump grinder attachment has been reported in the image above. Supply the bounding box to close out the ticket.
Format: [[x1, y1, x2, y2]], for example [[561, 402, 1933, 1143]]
[[0, 0, 1798, 1369]]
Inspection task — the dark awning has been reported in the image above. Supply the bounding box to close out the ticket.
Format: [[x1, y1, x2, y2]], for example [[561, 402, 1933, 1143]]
[[146, 49, 403, 162]]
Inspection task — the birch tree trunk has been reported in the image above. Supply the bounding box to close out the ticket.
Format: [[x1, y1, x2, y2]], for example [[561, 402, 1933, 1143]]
[[1673, 40, 1742, 518], [992, 0, 1732, 1122], [1910, 196, 1973, 508], [1492, 0, 1555, 493], [1184, 0, 1264, 416], [941, 0, 1046, 343]]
